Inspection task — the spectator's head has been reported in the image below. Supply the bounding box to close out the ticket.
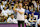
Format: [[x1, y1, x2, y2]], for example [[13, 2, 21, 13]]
[[7, 2, 9, 5], [9, 4, 11, 7], [9, 6, 12, 10], [31, 5, 34, 8], [33, 10, 35, 13], [23, 6, 25, 9], [25, 4, 27, 6], [5, 4, 8, 7], [1, 2, 3, 5], [31, 17, 33, 19], [19, 3, 22, 9], [11, 14, 14, 19], [31, 13, 34, 16], [29, 0, 31, 2], [16, 3, 18, 8], [26, 6, 28, 10], [20, 0, 23, 3], [29, 14, 31, 18], [16, 1, 18, 3], [37, 1, 39, 5], [32, 0, 35, 3], [29, 6, 31, 10], [24, 15, 27, 19], [4, 7, 6, 10]]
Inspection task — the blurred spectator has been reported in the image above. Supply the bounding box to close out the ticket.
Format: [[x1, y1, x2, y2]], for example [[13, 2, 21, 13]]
[[25, 6, 29, 15], [0, 0, 39, 27], [7, 14, 18, 23], [24, 15, 31, 27], [29, 6, 31, 11], [32, 1, 37, 8], [31, 4, 34, 12], [7, 6, 13, 16], [29, 17, 37, 27], [2, 7, 8, 17], [2, 0, 7, 5], [1, 2, 5, 10], [37, 18, 40, 27], [5, 4, 9, 9], [31, 13, 34, 18]]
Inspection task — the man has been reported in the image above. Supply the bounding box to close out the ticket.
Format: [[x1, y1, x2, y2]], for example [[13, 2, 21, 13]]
[[7, 14, 18, 23], [13, 3, 25, 27]]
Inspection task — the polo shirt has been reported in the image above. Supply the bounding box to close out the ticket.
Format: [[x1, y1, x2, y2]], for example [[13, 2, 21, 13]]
[[7, 9, 13, 15], [7, 17, 18, 23], [17, 8, 25, 21], [2, 10, 8, 17]]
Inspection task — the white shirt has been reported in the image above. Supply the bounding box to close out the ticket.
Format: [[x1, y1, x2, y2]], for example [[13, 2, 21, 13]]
[[1, 5, 5, 10], [2, 1, 7, 5], [29, 18, 36, 24], [7, 9, 13, 15], [7, 17, 18, 23], [2, 10, 8, 17], [37, 19, 40, 24], [25, 19, 30, 24], [17, 8, 25, 21]]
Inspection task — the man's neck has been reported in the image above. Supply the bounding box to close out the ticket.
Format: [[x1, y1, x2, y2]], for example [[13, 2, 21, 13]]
[[11, 18, 13, 19], [19, 7, 22, 9]]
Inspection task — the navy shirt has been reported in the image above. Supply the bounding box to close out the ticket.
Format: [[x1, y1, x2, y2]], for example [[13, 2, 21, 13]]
[[25, 9, 29, 14]]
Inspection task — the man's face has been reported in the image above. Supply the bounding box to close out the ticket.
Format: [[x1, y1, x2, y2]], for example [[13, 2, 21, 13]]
[[11, 15, 14, 18], [19, 3, 22, 8]]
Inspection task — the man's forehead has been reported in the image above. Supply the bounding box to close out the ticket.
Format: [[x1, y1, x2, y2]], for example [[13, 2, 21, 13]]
[[19, 3, 22, 5]]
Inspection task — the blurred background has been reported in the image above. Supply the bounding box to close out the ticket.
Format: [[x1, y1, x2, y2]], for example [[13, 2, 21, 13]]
[[0, 0, 40, 27]]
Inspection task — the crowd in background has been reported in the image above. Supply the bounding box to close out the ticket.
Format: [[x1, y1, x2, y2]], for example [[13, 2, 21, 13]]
[[0, 0, 40, 27]]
